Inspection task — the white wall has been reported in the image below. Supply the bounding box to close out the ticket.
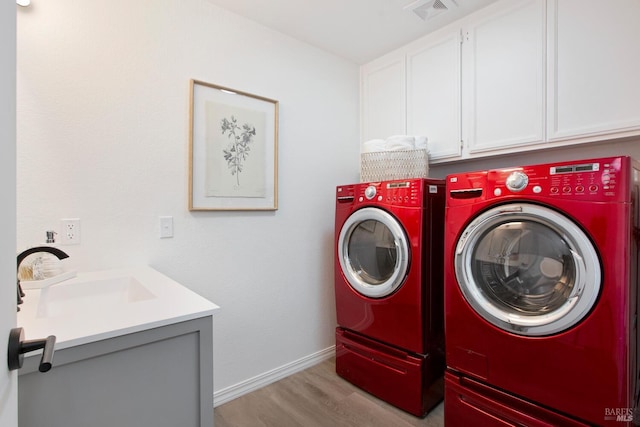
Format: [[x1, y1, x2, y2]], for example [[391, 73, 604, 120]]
[[16, 0, 359, 396]]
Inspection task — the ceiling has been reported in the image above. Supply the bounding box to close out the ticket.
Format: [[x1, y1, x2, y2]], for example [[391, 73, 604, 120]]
[[205, 0, 498, 64]]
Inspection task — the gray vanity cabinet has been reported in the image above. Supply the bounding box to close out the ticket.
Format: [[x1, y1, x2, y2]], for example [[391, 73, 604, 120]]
[[18, 316, 213, 427]]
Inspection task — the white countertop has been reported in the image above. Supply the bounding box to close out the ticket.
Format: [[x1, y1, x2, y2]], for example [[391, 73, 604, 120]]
[[17, 266, 220, 350]]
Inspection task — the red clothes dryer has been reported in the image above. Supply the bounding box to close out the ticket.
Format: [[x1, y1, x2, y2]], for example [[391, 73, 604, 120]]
[[444, 156, 640, 426], [334, 178, 445, 416]]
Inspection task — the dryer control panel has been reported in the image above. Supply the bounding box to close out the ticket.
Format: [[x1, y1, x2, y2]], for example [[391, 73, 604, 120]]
[[357, 180, 422, 206], [447, 156, 632, 205], [336, 178, 443, 207]]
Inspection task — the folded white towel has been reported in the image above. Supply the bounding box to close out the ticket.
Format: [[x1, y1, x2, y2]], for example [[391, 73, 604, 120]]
[[362, 139, 386, 153], [385, 135, 415, 151], [415, 135, 428, 150]]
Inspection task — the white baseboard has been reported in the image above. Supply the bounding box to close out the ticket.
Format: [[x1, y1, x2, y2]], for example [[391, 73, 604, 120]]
[[213, 345, 335, 407]]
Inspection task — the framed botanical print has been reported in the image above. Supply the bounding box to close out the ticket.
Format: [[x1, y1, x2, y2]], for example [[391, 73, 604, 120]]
[[189, 80, 278, 211]]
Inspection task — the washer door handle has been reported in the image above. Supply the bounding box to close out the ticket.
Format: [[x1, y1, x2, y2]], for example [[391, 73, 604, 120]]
[[456, 206, 525, 254], [497, 206, 523, 214]]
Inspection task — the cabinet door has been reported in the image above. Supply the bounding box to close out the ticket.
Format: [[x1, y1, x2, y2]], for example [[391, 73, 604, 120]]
[[407, 30, 461, 160], [361, 53, 406, 143], [463, 0, 545, 154], [548, 0, 640, 140]]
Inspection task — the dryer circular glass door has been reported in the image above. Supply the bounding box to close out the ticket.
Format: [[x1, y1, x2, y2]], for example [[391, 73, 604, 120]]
[[455, 203, 601, 336], [338, 207, 410, 298]]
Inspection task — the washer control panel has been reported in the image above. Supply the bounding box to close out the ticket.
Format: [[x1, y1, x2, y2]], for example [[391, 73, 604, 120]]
[[447, 157, 630, 204], [546, 160, 615, 197], [501, 159, 621, 199]]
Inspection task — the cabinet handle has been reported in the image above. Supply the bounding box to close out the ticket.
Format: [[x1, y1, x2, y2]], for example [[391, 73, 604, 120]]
[[7, 327, 56, 373]]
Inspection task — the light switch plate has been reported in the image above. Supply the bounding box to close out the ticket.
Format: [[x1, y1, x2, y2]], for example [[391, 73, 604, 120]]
[[159, 216, 173, 238]]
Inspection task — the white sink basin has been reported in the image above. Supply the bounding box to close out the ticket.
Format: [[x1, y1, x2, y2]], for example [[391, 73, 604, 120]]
[[18, 266, 219, 350], [37, 275, 156, 318]]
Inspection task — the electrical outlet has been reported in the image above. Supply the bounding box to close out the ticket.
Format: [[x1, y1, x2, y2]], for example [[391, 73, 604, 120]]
[[60, 218, 81, 245]]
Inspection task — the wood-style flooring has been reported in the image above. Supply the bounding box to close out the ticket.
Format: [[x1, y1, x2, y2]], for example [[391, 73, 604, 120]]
[[214, 357, 444, 427]]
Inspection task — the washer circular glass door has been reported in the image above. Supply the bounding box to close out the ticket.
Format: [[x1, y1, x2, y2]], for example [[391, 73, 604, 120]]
[[455, 203, 601, 336], [338, 207, 410, 298]]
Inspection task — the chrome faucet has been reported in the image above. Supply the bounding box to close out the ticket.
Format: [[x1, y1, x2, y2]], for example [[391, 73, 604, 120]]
[[16, 246, 69, 311]]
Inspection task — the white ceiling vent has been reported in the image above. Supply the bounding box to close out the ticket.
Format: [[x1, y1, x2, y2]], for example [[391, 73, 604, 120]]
[[404, 0, 458, 21]]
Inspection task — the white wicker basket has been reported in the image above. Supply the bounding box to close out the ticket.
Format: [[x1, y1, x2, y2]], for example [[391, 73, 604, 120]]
[[360, 149, 429, 182]]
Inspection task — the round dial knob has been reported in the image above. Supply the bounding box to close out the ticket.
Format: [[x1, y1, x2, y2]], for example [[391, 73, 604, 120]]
[[364, 185, 377, 200], [505, 171, 529, 192]]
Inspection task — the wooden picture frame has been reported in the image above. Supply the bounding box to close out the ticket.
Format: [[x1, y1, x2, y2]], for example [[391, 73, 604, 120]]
[[189, 80, 278, 211]]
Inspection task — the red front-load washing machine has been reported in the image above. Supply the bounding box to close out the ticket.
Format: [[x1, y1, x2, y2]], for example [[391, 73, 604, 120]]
[[334, 178, 445, 417], [444, 156, 640, 426]]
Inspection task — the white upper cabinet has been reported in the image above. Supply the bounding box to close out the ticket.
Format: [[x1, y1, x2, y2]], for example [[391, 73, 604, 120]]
[[361, 52, 406, 143], [360, 0, 640, 163], [547, 0, 640, 141], [463, 0, 545, 154], [406, 30, 462, 160]]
